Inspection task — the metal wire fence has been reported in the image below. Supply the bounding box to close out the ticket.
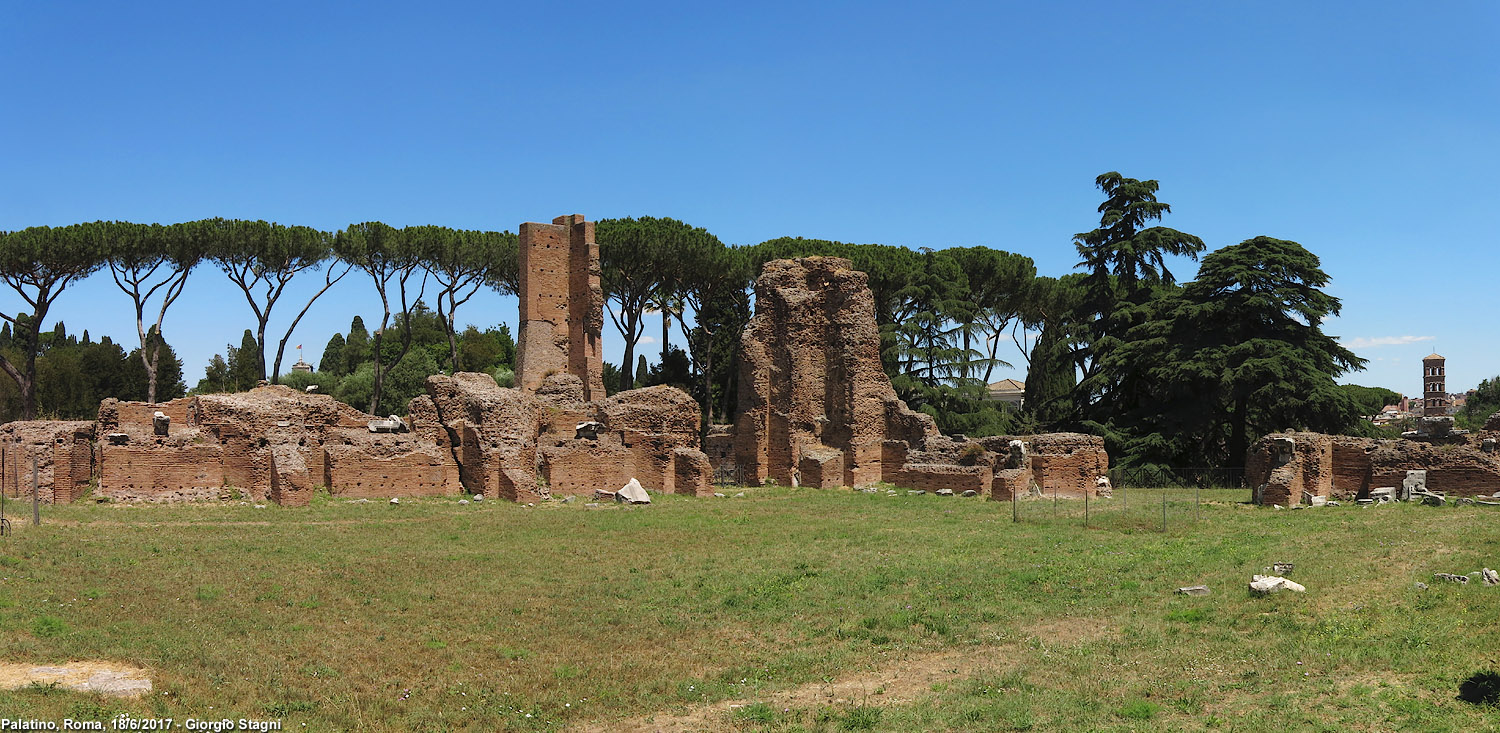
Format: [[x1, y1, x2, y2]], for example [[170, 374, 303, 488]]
[[1007, 466, 1250, 532]]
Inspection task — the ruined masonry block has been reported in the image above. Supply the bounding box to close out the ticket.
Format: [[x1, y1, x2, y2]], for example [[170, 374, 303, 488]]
[[516, 214, 605, 401]]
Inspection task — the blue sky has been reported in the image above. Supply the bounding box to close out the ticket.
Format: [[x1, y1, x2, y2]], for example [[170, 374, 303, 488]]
[[2, 1, 1495, 398]]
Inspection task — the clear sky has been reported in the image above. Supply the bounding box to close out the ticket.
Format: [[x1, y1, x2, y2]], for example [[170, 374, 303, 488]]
[[2, 1, 1495, 400]]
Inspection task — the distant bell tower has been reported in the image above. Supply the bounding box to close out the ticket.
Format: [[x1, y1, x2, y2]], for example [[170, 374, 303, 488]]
[[1422, 353, 1447, 417]]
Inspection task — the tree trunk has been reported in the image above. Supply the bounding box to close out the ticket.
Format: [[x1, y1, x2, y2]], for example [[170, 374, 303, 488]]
[[661, 303, 669, 362], [256, 320, 269, 382], [370, 318, 387, 415], [0, 355, 35, 420], [145, 343, 160, 404], [702, 340, 714, 439], [1228, 392, 1249, 471], [619, 310, 639, 393]]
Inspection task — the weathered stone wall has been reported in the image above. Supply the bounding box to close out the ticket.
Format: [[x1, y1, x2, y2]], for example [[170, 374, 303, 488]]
[[726, 257, 1111, 496], [984, 433, 1109, 498], [0, 421, 95, 503], [92, 387, 462, 504], [99, 441, 225, 502], [424, 372, 712, 501], [734, 257, 939, 488], [1247, 431, 1500, 504], [516, 214, 605, 401]]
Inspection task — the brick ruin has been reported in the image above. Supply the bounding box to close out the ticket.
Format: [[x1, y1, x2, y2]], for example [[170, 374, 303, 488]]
[[1246, 426, 1500, 506], [718, 256, 1109, 498], [0, 224, 1111, 506], [515, 214, 606, 400], [0, 420, 94, 504], [0, 214, 712, 506]]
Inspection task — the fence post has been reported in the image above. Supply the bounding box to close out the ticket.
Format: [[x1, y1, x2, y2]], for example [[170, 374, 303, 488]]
[[31, 454, 39, 526]]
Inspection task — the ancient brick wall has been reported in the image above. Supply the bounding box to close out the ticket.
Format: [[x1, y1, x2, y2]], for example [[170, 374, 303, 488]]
[[426, 372, 543, 496], [99, 442, 224, 502], [1247, 432, 1500, 504], [322, 444, 460, 500], [734, 257, 940, 488], [894, 464, 992, 494], [516, 215, 605, 400], [0, 421, 95, 503], [539, 440, 633, 497]]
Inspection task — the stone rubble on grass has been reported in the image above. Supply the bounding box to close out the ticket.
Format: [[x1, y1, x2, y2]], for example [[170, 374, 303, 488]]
[[861, 487, 878, 493], [1414, 582, 1429, 590], [908, 490, 926, 496], [1434, 573, 1469, 584], [733, 492, 745, 498], [473, 493, 484, 502], [616, 478, 651, 505], [1176, 585, 1211, 596], [1271, 562, 1295, 575], [458, 499, 469, 505], [1273, 504, 1284, 510], [561, 495, 575, 504], [593, 489, 616, 501], [389, 497, 400, 505], [713, 492, 726, 498], [1370, 487, 1396, 504], [1249, 574, 1305, 594], [1326, 500, 1341, 506], [962, 489, 978, 497], [936, 488, 954, 497], [1484, 568, 1499, 586]]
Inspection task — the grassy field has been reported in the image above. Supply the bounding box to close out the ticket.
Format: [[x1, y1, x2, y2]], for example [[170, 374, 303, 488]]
[[0, 487, 1498, 731]]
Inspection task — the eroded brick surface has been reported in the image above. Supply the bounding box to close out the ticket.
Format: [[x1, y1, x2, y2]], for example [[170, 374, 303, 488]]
[[729, 257, 1111, 495], [1247, 431, 1500, 505], [0, 420, 95, 503]]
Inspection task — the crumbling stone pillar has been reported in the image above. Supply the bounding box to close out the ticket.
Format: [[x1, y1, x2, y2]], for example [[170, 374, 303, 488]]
[[516, 214, 605, 401]]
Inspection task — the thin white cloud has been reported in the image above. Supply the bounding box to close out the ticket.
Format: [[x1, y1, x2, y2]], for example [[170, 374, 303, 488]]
[[1344, 335, 1435, 349], [638, 335, 658, 345]]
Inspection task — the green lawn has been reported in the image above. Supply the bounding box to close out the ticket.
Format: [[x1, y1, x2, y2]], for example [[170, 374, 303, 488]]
[[0, 488, 1498, 731]]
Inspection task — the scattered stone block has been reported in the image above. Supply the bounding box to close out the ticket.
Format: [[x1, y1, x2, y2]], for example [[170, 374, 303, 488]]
[[962, 489, 978, 497], [616, 478, 651, 505], [1249, 575, 1305, 594], [936, 489, 954, 497], [1484, 568, 1499, 586], [1176, 585, 1211, 596], [1272, 562, 1295, 575], [1414, 582, 1428, 590], [1434, 573, 1469, 584]]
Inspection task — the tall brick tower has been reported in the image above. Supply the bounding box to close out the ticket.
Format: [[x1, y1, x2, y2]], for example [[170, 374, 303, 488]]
[[1422, 353, 1447, 417], [515, 215, 606, 401]]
